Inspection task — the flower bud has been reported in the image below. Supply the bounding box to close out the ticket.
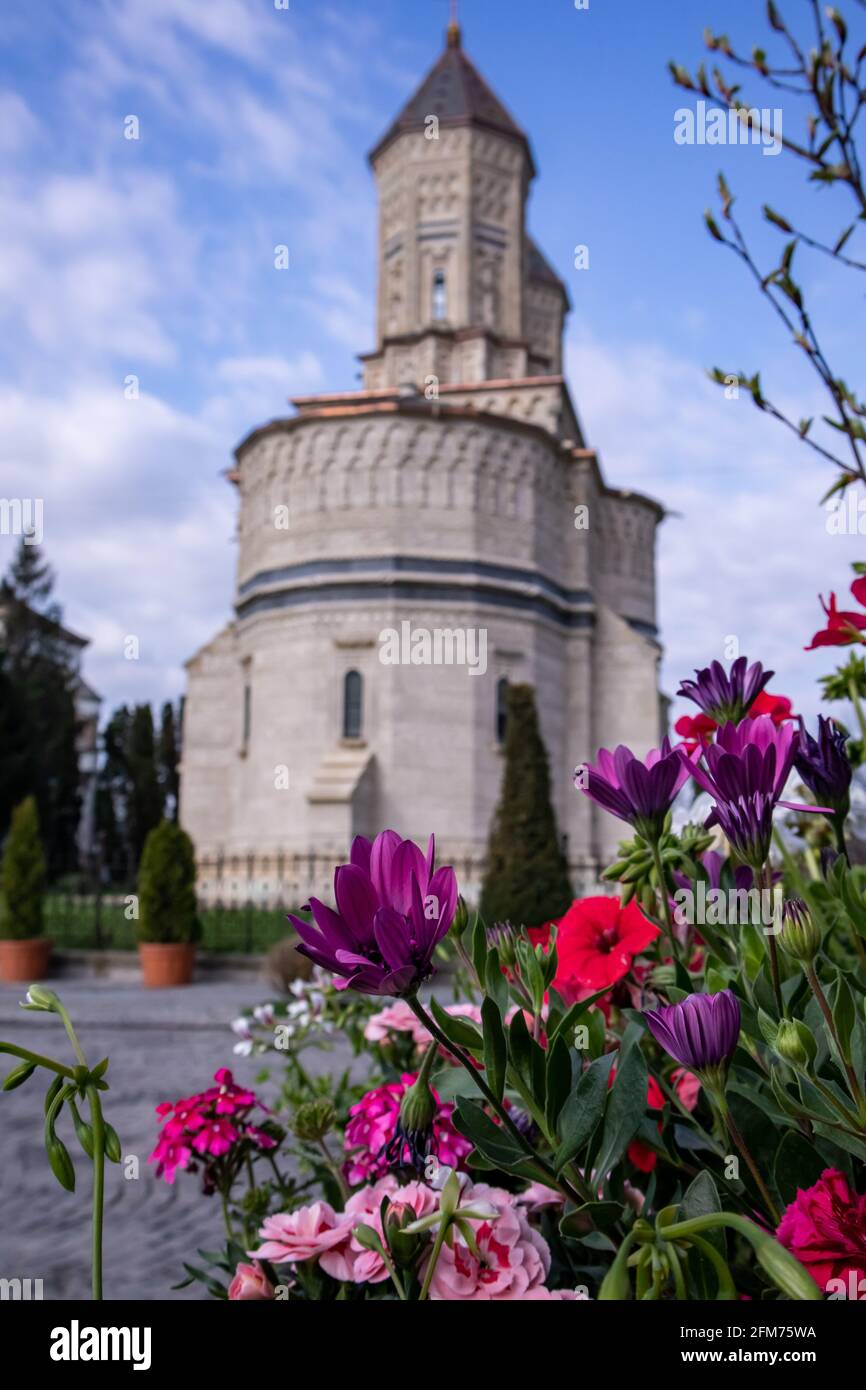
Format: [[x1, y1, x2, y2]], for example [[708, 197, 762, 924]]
[[452, 896, 470, 936], [104, 1123, 122, 1163], [291, 1099, 337, 1143], [46, 1136, 76, 1192], [2, 1060, 36, 1091], [779, 899, 820, 963], [754, 1233, 822, 1301], [21, 985, 60, 1013], [384, 1201, 425, 1266], [486, 921, 519, 971], [773, 1019, 817, 1069]]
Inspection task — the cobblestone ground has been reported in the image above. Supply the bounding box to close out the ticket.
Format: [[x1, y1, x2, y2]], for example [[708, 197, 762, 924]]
[[0, 977, 353, 1302]]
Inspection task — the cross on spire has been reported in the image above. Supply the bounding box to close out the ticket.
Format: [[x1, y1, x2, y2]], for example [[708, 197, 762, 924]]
[[447, 0, 461, 47]]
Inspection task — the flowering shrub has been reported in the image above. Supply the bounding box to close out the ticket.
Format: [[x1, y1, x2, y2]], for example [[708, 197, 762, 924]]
[[7, 622, 866, 1304]]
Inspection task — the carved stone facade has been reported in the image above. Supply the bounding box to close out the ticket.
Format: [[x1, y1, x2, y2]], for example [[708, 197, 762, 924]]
[[180, 22, 665, 908]]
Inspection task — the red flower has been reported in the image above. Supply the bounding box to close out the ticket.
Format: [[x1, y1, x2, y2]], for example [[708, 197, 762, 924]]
[[674, 712, 717, 753], [747, 690, 795, 725], [806, 578, 866, 650], [553, 897, 660, 997], [777, 1169, 866, 1292]]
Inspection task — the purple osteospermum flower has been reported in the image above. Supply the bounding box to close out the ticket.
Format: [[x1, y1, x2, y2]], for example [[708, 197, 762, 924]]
[[575, 738, 695, 840], [289, 830, 458, 997], [678, 656, 773, 725], [679, 716, 831, 867], [794, 716, 852, 820], [644, 990, 741, 1071]]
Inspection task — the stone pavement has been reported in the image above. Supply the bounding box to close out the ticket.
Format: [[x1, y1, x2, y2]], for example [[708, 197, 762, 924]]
[[0, 977, 353, 1302]]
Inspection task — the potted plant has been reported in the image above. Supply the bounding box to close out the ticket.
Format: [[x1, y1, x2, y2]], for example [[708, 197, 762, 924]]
[[136, 820, 201, 987], [0, 796, 51, 983]]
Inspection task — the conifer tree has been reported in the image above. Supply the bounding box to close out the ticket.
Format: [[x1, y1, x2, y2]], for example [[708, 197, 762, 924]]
[[137, 820, 200, 945], [0, 796, 46, 939], [480, 684, 572, 928]]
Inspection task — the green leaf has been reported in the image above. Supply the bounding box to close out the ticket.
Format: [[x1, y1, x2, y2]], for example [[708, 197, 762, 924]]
[[428, 997, 483, 1052], [471, 913, 488, 982], [554, 1051, 616, 1172], [481, 997, 507, 1105], [483, 946, 509, 1015], [773, 1131, 826, 1206], [544, 1033, 572, 1133], [559, 1201, 623, 1238], [547, 988, 610, 1047], [453, 1097, 527, 1172], [830, 973, 856, 1063], [591, 1043, 647, 1183]]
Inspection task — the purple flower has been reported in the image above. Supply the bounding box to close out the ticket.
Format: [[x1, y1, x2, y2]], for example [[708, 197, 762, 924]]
[[644, 990, 741, 1070], [680, 716, 830, 867], [290, 830, 458, 997], [575, 739, 695, 840], [794, 716, 852, 819], [678, 657, 773, 724]]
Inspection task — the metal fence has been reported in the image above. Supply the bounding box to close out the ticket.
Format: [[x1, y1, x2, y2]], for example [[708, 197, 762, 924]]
[[44, 891, 297, 955]]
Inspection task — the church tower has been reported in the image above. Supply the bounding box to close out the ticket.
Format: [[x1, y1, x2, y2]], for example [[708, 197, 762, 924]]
[[179, 19, 665, 910]]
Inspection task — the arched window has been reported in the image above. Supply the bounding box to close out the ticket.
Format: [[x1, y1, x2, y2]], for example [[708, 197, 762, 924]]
[[343, 670, 363, 739], [432, 268, 447, 322], [495, 676, 509, 745]]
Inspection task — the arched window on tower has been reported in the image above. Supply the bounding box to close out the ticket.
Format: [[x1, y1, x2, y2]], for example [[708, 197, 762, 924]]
[[495, 676, 509, 746], [432, 268, 447, 322], [343, 670, 363, 739]]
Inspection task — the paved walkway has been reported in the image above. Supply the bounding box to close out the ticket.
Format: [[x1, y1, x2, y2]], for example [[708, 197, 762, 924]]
[[0, 978, 352, 1301]]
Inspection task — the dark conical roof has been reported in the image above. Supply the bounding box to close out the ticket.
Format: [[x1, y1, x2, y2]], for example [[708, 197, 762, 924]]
[[368, 25, 535, 174]]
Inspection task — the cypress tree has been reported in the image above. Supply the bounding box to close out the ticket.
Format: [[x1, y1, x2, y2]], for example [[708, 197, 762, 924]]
[[126, 705, 164, 874], [158, 701, 180, 821], [480, 684, 572, 928], [137, 820, 200, 944], [1, 796, 47, 939]]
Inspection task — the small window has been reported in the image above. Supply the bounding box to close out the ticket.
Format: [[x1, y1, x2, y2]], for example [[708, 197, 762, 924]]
[[343, 670, 363, 739], [242, 682, 252, 749], [495, 676, 509, 745], [432, 269, 447, 321]]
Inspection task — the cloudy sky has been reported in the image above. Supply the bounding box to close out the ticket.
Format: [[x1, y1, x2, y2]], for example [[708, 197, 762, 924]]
[[0, 0, 863, 727]]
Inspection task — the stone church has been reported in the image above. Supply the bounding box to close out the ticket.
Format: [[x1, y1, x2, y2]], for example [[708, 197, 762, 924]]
[[179, 19, 664, 908]]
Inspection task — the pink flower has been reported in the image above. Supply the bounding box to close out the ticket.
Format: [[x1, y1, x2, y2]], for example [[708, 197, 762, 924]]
[[228, 1262, 274, 1300], [523, 1286, 590, 1300], [252, 1202, 353, 1266], [424, 1183, 552, 1301], [343, 1072, 472, 1185], [149, 1068, 274, 1183], [672, 1066, 702, 1111], [516, 1183, 566, 1213], [776, 1168, 866, 1292], [364, 1001, 430, 1047], [342, 1179, 440, 1284]]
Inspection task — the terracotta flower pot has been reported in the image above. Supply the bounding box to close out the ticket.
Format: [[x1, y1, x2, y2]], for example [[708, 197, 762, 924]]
[[0, 937, 52, 984], [138, 942, 196, 988]]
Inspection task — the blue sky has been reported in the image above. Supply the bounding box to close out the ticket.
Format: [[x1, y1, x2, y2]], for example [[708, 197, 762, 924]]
[[0, 0, 864, 730]]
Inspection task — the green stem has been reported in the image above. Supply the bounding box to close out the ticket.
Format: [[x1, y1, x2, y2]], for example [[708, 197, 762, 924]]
[[0, 1042, 75, 1077], [55, 1003, 87, 1070], [761, 862, 786, 1018], [805, 964, 866, 1119], [717, 1096, 781, 1225], [86, 1086, 105, 1302], [650, 838, 681, 966], [848, 678, 866, 744], [407, 997, 584, 1207], [317, 1136, 350, 1202], [418, 1215, 450, 1302], [220, 1189, 236, 1241], [684, 1233, 738, 1299]]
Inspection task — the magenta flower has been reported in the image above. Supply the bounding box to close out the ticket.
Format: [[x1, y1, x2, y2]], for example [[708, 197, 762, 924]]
[[576, 739, 695, 840], [678, 657, 773, 724], [343, 1073, 471, 1186], [644, 990, 741, 1071], [149, 1068, 275, 1184], [290, 829, 458, 996]]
